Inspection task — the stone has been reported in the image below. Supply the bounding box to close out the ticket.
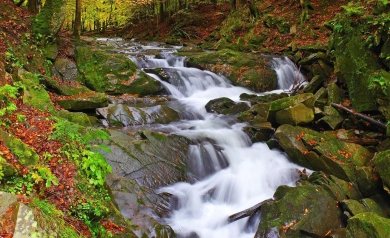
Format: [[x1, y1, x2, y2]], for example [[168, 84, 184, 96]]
[[373, 150, 390, 194], [275, 103, 314, 125], [354, 166, 380, 197], [0, 129, 39, 166], [186, 49, 278, 92], [303, 75, 324, 93], [106, 104, 180, 126], [205, 97, 249, 115], [320, 106, 345, 129], [76, 47, 163, 96], [42, 42, 58, 60], [360, 198, 388, 218], [327, 83, 344, 105], [0, 192, 17, 217], [56, 92, 108, 111], [340, 199, 368, 216], [346, 212, 390, 238], [53, 57, 79, 82], [256, 184, 342, 237], [275, 125, 373, 182]]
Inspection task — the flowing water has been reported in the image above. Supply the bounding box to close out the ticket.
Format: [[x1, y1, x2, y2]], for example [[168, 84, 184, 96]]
[[103, 39, 305, 238]]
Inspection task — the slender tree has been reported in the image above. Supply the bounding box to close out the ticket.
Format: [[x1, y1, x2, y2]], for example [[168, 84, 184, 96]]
[[28, 0, 40, 14], [74, 0, 82, 38]]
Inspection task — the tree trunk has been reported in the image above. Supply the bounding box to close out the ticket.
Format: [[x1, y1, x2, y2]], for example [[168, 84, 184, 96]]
[[28, 0, 39, 14], [74, 0, 82, 38]]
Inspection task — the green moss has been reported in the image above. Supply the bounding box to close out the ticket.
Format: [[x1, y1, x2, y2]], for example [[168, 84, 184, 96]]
[[32, 0, 67, 40], [346, 212, 390, 238], [0, 129, 39, 166]]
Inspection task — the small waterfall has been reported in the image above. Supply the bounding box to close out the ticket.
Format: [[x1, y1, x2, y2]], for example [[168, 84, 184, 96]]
[[272, 56, 306, 90], [106, 40, 303, 238]]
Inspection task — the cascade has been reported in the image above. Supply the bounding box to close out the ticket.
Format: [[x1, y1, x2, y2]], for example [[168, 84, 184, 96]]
[[118, 41, 304, 237]]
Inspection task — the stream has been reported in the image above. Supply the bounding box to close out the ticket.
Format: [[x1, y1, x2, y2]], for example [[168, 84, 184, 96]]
[[102, 39, 305, 238]]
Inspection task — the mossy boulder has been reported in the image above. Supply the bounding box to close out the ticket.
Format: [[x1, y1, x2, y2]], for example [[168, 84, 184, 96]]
[[56, 92, 108, 111], [319, 106, 346, 129], [0, 129, 39, 166], [42, 42, 58, 60], [331, 16, 379, 112], [346, 212, 390, 238], [186, 49, 277, 92], [267, 93, 315, 124], [53, 57, 79, 82], [256, 184, 342, 237], [274, 125, 373, 182], [76, 47, 163, 96], [42, 75, 91, 96], [205, 97, 249, 115], [275, 103, 314, 125], [105, 104, 180, 126], [373, 150, 390, 194], [31, 0, 67, 41]]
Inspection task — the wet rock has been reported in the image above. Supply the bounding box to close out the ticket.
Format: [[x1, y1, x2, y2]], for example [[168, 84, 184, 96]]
[[105, 104, 180, 126], [56, 92, 108, 111], [101, 130, 190, 190], [256, 184, 342, 237], [320, 106, 345, 129], [346, 212, 390, 238], [187, 49, 277, 92], [308, 172, 362, 201], [267, 93, 315, 124], [274, 125, 373, 182], [354, 166, 381, 197], [42, 75, 91, 96], [275, 103, 314, 125], [340, 200, 369, 217], [373, 150, 390, 194], [76, 47, 163, 96], [53, 57, 79, 82], [327, 83, 344, 105], [205, 97, 249, 115], [303, 75, 324, 93]]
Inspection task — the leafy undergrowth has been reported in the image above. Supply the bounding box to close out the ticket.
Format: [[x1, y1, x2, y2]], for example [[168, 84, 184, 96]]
[[0, 82, 121, 237], [0, 1, 124, 237]]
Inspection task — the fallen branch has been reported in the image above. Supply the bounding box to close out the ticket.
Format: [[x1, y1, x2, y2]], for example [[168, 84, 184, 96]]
[[227, 198, 273, 223], [331, 103, 386, 130]]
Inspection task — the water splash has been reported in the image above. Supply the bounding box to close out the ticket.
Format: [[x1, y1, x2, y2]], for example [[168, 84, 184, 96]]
[[272, 56, 306, 90]]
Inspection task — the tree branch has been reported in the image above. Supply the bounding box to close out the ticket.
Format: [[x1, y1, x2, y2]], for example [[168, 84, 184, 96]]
[[227, 198, 273, 223]]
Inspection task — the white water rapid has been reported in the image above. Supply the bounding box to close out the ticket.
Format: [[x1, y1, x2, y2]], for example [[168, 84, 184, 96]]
[[121, 41, 305, 238]]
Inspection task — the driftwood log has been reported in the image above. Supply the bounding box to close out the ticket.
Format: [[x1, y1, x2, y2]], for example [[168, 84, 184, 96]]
[[227, 198, 273, 223], [331, 103, 387, 130]]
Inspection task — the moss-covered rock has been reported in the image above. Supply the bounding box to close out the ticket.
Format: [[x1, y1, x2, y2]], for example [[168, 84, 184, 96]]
[[373, 150, 390, 194], [320, 106, 345, 129], [56, 91, 108, 111], [274, 125, 373, 182], [31, 0, 67, 41], [52, 57, 79, 82], [205, 97, 249, 115], [42, 75, 91, 96], [76, 47, 163, 96], [186, 49, 277, 92], [346, 212, 390, 238], [105, 104, 180, 126], [256, 184, 342, 237], [0, 129, 39, 166], [275, 103, 314, 125]]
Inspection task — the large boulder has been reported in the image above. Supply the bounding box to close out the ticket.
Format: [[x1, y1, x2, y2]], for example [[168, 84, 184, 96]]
[[267, 93, 315, 125], [256, 183, 343, 237], [346, 212, 390, 238], [186, 49, 277, 92], [205, 97, 249, 115], [56, 91, 108, 111], [103, 104, 180, 126], [53, 57, 79, 82], [76, 47, 163, 96], [32, 0, 67, 41], [274, 125, 373, 182], [373, 150, 390, 195]]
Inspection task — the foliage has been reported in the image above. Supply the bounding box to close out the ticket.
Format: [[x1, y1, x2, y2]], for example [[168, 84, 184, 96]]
[[369, 72, 388, 96], [341, 2, 365, 16], [28, 199, 82, 238], [0, 83, 23, 118], [50, 118, 112, 186]]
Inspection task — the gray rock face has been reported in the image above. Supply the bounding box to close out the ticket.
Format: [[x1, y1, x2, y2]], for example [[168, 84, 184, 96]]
[[53, 57, 79, 82], [101, 104, 180, 126]]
